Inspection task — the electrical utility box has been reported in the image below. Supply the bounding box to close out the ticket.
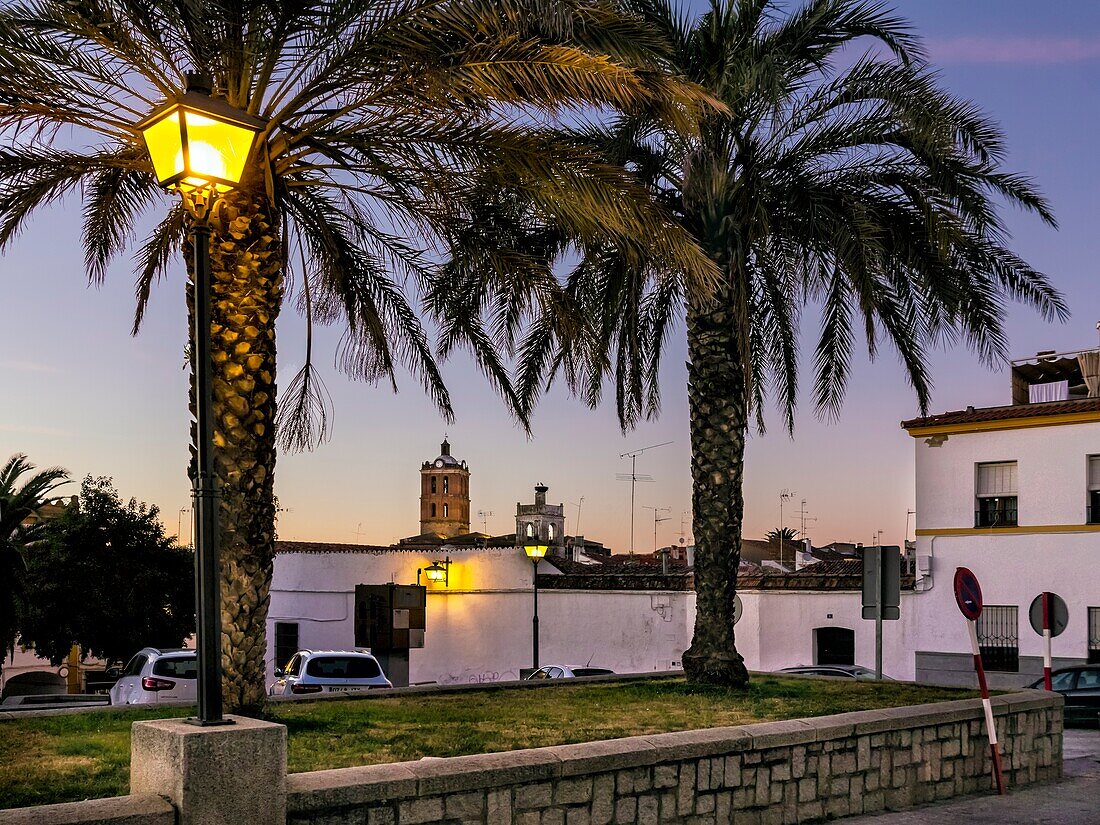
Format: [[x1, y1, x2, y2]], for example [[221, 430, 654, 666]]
[[354, 584, 426, 687]]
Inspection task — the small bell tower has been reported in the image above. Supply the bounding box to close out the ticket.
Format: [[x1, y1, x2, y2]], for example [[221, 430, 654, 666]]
[[419, 438, 471, 538]]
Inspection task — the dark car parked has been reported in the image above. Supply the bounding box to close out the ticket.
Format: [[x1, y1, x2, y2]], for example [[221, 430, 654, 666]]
[[1028, 666, 1100, 726]]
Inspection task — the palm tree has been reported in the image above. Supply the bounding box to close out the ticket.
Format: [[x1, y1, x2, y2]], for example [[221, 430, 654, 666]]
[[0, 454, 69, 675], [0, 1, 715, 710], [765, 528, 798, 546], [507, 0, 1066, 686]]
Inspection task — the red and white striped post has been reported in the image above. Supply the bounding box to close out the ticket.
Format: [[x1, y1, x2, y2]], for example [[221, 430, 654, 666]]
[[1042, 591, 1053, 692], [966, 618, 1006, 795]]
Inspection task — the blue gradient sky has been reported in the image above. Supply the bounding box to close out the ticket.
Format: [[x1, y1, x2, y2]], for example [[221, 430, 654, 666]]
[[2, 1, 1098, 551]]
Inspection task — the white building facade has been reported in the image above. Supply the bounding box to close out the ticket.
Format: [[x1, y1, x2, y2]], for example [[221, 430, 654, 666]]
[[906, 398, 1100, 686]]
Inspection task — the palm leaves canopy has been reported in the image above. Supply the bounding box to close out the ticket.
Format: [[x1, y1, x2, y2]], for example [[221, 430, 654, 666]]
[[0, 453, 69, 668], [0, 0, 717, 708], [500, 0, 1065, 684]]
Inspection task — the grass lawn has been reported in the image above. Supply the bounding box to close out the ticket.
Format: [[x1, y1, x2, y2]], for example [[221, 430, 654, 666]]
[[0, 676, 973, 810]]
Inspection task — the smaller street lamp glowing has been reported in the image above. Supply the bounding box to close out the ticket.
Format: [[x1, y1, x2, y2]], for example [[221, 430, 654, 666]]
[[523, 543, 548, 561], [424, 558, 449, 585], [523, 541, 548, 669]]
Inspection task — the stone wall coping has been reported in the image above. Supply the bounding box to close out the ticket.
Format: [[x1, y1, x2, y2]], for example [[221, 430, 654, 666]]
[[284, 690, 1058, 815], [0, 794, 173, 825]]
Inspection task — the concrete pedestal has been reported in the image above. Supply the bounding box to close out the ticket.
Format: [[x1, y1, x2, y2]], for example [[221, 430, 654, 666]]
[[131, 715, 287, 825]]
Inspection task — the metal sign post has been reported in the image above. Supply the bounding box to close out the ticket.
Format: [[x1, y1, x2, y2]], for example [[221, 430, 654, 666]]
[[953, 567, 1005, 795], [861, 546, 900, 680], [1028, 591, 1069, 691]]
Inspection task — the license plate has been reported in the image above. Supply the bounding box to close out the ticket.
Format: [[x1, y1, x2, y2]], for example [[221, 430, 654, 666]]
[[326, 686, 365, 693]]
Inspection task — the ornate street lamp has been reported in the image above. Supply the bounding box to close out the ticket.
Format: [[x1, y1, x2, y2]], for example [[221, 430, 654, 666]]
[[523, 541, 548, 669], [137, 73, 265, 726]]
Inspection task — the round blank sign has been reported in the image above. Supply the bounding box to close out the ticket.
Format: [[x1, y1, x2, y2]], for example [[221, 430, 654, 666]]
[[1029, 592, 1069, 637], [733, 594, 743, 625]]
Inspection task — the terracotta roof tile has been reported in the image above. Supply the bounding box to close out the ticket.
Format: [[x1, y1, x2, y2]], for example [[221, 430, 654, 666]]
[[901, 397, 1100, 429]]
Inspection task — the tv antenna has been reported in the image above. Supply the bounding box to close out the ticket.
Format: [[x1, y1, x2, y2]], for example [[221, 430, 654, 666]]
[[796, 499, 817, 542], [679, 510, 688, 546], [569, 497, 585, 536], [642, 506, 672, 554], [477, 510, 494, 533], [779, 489, 795, 567], [354, 522, 367, 543], [617, 441, 671, 555]]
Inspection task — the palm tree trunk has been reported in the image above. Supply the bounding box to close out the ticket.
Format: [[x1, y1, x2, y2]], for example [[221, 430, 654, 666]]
[[186, 189, 282, 714], [681, 287, 750, 687]]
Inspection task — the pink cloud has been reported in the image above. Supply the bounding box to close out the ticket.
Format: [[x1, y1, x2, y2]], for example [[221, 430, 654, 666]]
[[927, 36, 1100, 64]]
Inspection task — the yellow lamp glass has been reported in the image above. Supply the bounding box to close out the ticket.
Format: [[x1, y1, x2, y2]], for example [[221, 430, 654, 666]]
[[424, 561, 447, 583], [139, 93, 264, 192], [524, 544, 549, 560]]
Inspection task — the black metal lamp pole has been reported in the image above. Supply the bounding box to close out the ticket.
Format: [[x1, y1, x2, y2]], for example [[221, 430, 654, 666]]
[[531, 557, 541, 669], [187, 193, 229, 726], [137, 71, 265, 727]]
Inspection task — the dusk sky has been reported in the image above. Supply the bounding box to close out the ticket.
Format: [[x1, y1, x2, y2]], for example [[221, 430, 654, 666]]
[[2, 1, 1098, 553]]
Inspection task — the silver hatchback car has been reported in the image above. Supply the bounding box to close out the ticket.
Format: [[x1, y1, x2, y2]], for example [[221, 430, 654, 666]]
[[110, 648, 197, 705], [269, 650, 392, 697]]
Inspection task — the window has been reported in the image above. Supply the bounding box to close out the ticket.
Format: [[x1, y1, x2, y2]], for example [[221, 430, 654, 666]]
[[1079, 669, 1100, 689], [443, 476, 449, 494], [430, 503, 436, 517], [1089, 457, 1100, 524], [153, 656, 197, 679], [284, 654, 302, 677], [430, 476, 437, 494], [526, 522, 534, 538], [443, 503, 449, 518], [275, 622, 299, 671], [814, 627, 855, 666], [305, 656, 382, 679], [1089, 607, 1100, 664], [548, 523, 555, 541], [977, 605, 1019, 672], [975, 462, 1018, 527]]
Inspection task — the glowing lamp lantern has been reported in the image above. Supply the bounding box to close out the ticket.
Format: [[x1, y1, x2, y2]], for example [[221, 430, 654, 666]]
[[137, 89, 265, 193], [523, 543, 549, 561], [424, 559, 449, 585]]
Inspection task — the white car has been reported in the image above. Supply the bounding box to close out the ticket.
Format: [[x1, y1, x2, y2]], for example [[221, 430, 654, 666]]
[[269, 650, 392, 697], [109, 648, 197, 705], [526, 665, 616, 680]]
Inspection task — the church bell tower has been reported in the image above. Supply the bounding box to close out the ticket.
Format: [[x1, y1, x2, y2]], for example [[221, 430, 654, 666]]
[[419, 439, 471, 538]]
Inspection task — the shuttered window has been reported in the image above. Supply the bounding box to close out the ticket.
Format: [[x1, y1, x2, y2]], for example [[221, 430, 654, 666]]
[[275, 622, 299, 672], [976, 462, 1017, 497], [976, 462, 1018, 527], [1090, 457, 1100, 524]]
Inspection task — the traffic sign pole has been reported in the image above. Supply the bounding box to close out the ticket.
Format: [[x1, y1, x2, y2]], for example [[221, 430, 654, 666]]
[[1042, 591, 1053, 692], [966, 618, 1005, 795], [875, 546, 883, 681]]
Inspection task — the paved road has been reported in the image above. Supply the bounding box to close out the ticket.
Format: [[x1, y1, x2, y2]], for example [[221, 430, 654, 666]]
[[844, 728, 1100, 824]]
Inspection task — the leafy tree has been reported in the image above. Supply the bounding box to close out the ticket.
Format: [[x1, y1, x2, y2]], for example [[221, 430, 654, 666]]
[[18, 476, 194, 667], [0, 453, 69, 675], [506, 0, 1065, 685], [0, 1, 714, 709]]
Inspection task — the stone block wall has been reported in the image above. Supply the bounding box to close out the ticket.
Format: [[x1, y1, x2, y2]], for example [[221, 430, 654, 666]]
[[286, 691, 1062, 824]]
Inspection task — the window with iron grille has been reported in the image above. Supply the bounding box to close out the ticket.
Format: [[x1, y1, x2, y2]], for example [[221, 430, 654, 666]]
[[977, 605, 1019, 672], [1088, 457, 1100, 525], [1089, 607, 1100, 664], [274, 622, 299, 672], [975, 462, 1018, 527]]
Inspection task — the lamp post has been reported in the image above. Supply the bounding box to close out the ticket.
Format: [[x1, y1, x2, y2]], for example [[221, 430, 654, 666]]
[[523, 542, 548, 669], [137, 73, 265, 725], [423, 557, 450, 586]]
